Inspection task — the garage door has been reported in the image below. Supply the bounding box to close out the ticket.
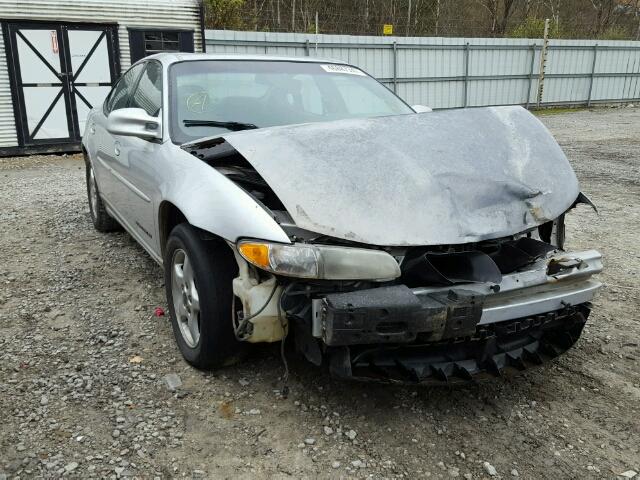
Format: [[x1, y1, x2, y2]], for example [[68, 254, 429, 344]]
[[4, 22, 119, 148]]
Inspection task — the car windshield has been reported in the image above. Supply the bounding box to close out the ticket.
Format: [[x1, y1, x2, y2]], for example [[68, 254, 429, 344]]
[[169, 60, 413, 143]]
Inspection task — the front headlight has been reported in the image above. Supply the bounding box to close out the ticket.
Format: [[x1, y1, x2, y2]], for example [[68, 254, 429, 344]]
[[237, 240, 401, 281]]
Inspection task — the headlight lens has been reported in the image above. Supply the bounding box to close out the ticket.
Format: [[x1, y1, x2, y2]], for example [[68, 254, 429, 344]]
[[239, 242, 319, 278], [238, 240, 400, 281]]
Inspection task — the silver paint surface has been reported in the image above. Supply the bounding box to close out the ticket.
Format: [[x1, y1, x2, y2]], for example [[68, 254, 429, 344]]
[[82, 54, 294, 266], [220, 106, 580, 246]]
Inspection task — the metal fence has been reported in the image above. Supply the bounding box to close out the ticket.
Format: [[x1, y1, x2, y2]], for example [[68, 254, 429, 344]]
[[205, 30, 640, 109]]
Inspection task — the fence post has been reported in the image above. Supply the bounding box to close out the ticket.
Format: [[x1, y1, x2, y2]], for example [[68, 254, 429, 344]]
[[587, 44, 598, 107], [392, 41, 398, 93], [305, 39, 310, 56], [315, 11, 319, 52], [536, 18, 550, 107], [525, 43, 536, 109], [463, 42, 470, 107]]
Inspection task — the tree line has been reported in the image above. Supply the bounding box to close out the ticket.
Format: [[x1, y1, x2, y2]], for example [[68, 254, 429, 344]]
[[203, 0, 640, 40]]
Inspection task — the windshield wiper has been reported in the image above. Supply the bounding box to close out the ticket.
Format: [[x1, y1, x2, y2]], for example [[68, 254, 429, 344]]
[[183, 119, 258, 131]]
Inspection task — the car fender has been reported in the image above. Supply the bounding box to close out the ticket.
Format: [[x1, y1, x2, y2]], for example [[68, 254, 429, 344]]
[[158, 146, 291, 246]]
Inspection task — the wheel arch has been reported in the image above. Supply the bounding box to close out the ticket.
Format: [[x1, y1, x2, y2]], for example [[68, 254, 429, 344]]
[[158, 200, 190, 257], [156, 145, 291, 260], [158, 200, 240, 258], [157, 185, 290, 261]]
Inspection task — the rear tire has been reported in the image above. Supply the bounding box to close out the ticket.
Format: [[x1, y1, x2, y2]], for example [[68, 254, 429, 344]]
[[164, 223, 245, 369], [86, 161, 120, 232]]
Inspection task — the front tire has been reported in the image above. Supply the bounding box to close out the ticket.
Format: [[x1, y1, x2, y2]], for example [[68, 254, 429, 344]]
[[86, 161, 119, 232], [164, 223, 245, 369]]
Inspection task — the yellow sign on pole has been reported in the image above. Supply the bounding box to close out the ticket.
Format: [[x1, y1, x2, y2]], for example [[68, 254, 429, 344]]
[[383, 24, 393, 35]]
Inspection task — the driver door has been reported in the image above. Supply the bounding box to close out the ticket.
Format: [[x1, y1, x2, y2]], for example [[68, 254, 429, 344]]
[[115, 60, 164, 253], [93, 63, 145, 215]]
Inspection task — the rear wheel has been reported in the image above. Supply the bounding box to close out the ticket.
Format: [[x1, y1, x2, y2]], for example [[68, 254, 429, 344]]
[[164, 223, 245, 368], [86, 161, 119, 232]]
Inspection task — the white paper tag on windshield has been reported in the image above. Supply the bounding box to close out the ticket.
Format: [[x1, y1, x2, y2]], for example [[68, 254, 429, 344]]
[[320, 64, 366, 76]]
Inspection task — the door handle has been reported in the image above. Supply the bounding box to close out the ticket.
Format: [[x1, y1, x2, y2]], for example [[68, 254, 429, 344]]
[[114, 141, 121, 157], [90, 123, 95, 134]]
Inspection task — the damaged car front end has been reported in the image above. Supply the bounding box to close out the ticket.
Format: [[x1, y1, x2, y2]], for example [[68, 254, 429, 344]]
[[184, 106, 602, 384], [83, 55, 601, 384]]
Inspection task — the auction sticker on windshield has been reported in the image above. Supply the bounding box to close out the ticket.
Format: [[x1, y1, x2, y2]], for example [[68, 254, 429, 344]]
[[320, 64, 366, 75]]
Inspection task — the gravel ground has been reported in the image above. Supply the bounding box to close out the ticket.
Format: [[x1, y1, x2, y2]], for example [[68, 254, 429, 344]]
[[1, 107, 639, 479]]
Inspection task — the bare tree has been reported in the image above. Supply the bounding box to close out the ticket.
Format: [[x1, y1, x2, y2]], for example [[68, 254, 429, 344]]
[[203, 0, 640, 40], [544, 0, 560, 32], [589, 0, 617, 36], [475, 0, 519, 36], [498, 0, 518, 35]]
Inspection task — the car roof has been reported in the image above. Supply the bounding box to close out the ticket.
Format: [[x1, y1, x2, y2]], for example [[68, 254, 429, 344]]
[[143, 52, 348, 66]]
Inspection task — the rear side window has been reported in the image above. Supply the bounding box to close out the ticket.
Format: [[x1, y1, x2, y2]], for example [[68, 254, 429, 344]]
[[105, 63, 144, 114], [130, 61, 163, 117]]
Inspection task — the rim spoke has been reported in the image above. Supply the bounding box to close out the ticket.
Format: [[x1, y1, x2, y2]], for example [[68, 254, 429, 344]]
[[190, 286, 200, 314], [183, 255, 193, 285], [173, 262, 184, 283], [177, 301, 188, 320], [187, 314, 200, 345], [89, 169, 98, 213], [171, 249, 199, 348]]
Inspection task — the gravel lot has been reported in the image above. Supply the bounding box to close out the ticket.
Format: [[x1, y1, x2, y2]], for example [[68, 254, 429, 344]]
[[1, 107, 639, 479]]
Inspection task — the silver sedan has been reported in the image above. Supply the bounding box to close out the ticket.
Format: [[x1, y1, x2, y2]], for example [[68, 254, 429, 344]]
[[82, 53, 601, 383]]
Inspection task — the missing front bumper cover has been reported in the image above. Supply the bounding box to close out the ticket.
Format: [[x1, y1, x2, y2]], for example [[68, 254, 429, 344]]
[[303, 249, 600, 383], [328, 305, 590, 384]]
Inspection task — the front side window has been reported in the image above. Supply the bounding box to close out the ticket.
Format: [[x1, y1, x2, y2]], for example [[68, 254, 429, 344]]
[[169, 60, 412, 144], [105, 63, 144, 114], [130, 61, 163, 117]]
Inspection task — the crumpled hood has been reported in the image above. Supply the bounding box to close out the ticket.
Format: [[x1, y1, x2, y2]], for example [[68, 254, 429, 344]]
[[218, 106, 579, 246]]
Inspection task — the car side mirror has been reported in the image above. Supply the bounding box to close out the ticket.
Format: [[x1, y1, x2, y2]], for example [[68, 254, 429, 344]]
[[412, 105, 433, 113], [107, 108, 162, 140]]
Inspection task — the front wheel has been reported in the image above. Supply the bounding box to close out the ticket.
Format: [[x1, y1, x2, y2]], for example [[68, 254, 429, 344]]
[[164, 223, 245, 368]]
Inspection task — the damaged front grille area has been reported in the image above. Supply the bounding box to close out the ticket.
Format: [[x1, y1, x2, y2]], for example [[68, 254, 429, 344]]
[[288, 247, 599, 382], [328, 304, 590, 384], [401, 236, 557, 288]]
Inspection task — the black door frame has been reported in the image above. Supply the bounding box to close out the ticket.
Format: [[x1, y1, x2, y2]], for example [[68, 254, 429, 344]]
[[2, 19, 120, 153]]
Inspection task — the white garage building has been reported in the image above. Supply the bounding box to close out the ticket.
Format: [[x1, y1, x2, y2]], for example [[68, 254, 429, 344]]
[[0, 0, 204, 155]]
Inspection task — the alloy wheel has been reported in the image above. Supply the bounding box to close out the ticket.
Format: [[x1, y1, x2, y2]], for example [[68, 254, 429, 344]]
[[171, 249, 201, 348]]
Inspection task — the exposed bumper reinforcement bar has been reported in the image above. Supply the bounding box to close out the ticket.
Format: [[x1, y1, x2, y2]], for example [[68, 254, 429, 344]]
[[412, 249, 602, 325], [479, 279, 600, 323]]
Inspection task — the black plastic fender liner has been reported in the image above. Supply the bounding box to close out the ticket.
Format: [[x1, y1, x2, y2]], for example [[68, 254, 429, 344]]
[[402, 250, 503, 287], [489, 237, 557, 273], [573, 191, 598, 213], [327, 304, 590, 385], [401, 237, 558, 288]]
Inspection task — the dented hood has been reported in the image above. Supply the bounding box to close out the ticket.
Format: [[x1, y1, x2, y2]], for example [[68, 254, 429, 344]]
[[217, 106, 579, 246]]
